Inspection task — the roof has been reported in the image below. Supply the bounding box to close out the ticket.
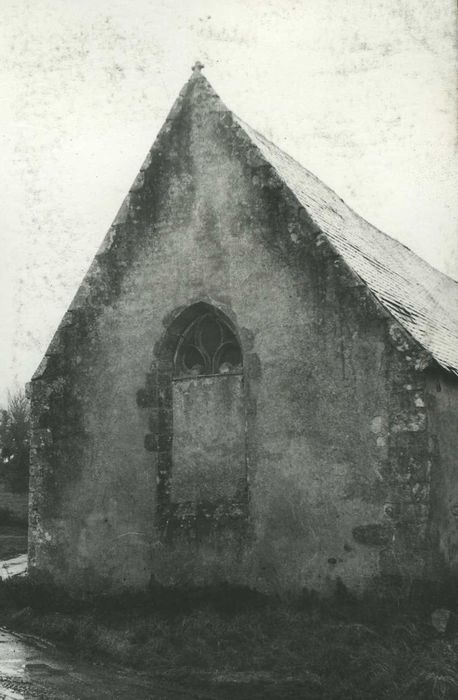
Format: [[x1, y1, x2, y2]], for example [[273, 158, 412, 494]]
[[32, 70, 458, 381], [235, 117, 458, 376]]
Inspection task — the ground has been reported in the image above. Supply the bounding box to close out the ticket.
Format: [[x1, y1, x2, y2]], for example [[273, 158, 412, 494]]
[[0, 628, 208, 699], [1, 577, 458, 699]]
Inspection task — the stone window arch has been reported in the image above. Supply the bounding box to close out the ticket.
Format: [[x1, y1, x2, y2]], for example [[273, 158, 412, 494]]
[[174, 312, 242, 378], [139, 302, 256, 543]]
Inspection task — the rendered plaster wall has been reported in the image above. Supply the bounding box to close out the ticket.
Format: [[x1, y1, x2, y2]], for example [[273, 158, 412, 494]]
[[29, 75, 437, 595], [171, 375, 245, 503]]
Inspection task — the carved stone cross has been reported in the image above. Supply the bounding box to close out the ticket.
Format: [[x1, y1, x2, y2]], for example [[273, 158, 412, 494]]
[[192, 61, 205, 74]]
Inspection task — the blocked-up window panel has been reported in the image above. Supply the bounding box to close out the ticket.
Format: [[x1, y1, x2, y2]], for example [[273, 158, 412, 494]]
[[171, 374, 245, 503]]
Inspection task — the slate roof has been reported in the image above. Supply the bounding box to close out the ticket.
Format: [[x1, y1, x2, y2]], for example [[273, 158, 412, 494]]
[[236, 117, 458, 376]]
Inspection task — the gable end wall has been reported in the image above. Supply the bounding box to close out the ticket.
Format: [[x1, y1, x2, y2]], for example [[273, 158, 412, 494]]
[[29, 77, 443, 594]]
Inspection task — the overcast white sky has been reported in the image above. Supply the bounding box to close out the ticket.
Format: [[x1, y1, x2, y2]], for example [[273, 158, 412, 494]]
[[1, 0, 457, 403]]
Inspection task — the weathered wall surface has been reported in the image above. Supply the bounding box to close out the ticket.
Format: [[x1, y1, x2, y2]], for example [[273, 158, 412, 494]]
[[172, 375, 245, 503], [426, 371, 458, 577], [29, 75, 443, 595]]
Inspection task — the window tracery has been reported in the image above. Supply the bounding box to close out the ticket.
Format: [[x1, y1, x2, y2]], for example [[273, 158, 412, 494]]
[[173, 313, 242, 378]]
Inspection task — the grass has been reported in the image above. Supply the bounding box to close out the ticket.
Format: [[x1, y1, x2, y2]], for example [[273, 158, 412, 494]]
[[1, 577, 458, 699], [0, 521, 27, 559], [0, 508, 26, 527]]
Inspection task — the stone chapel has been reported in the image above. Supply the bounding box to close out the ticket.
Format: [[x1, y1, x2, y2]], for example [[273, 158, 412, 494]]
[[28, 65, 458, 595]]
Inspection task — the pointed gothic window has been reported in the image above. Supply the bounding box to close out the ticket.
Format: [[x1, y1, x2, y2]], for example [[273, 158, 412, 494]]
[[173, 313, 242, 378]]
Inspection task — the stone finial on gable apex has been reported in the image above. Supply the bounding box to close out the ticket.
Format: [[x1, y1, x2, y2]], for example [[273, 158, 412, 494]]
[[191, 61, 205, 75]]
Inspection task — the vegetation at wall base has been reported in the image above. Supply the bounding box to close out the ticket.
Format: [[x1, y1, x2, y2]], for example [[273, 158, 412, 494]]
[[1, 576, 458, 699]]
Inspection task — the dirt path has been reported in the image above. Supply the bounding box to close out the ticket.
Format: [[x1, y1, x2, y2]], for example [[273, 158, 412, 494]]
[[0, 629, 214, 700]]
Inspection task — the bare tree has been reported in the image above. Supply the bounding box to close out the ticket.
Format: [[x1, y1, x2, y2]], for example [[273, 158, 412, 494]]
[[0, 389, 30, 493]]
